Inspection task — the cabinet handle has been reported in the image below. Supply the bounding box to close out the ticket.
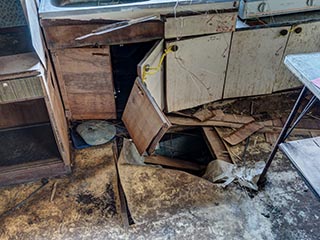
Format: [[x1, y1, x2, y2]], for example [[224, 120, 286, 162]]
[[2, 82, 8, 88], [280, 29, 288, 36], [258, 2, 266, 12], [307, 0, 314, 6], [294, 27, 303, 34]]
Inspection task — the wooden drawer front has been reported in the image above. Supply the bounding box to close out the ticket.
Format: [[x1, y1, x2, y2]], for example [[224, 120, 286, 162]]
[[53, 47, 116, 120], [0, 77, 43, 104], [165, 12, 237, 39]]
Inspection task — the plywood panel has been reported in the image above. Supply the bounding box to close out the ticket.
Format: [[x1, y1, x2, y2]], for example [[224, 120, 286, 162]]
[[224, 26, 290, 99], [165, 12, 236, 39], [0, 77, 43, 103], [41, 62, 71, 166], [166, 33, 232, 112], [52, 47, 116, 120], [0, 99, 49, 129], [122, 78, 171, 155], [137, 40, 164, 110], [273, 21, 320, 92]]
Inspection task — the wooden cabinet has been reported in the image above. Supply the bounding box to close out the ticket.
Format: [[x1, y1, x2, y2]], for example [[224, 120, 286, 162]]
[[223, 26, 290, 99], [273, 21, 320, 92], [52, 47, 116, 120]]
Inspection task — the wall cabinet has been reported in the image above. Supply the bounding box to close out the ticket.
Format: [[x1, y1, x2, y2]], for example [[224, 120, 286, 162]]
[[52, 47, 116, 120]]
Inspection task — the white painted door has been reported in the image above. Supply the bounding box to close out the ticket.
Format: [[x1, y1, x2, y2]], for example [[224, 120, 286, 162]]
[[273, 21, 320, 92], [166, 33, 232, 112], [224, 26, 290, 99]]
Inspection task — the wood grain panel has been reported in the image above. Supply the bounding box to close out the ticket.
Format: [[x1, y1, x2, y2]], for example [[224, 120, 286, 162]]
[[52, 47, 116, 120], [166, 33, 232, 112], [165, 12, 237, 39], [224, 26, 290, 98], [0, 77, 43, 104], [42, 20, 164, 50], [122, 78, 171, 155], [273, 21, 320, 92], [0, 99, 49, 129]]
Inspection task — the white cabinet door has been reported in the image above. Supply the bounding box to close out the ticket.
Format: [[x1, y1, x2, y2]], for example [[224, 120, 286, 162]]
[[224, 26, 290, 99], [166, 33, 232, 112], [273, 21, 320, 92]]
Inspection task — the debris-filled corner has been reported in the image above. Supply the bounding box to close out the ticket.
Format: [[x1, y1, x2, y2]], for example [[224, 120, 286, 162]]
[[1, 0, 320, 239]]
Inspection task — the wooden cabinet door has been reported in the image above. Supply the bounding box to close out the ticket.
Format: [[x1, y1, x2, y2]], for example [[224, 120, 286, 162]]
[[273, 21, 320, 92], [166, 33, 232, 112], [52, 47, 116, 120], [122, 77, 171, 155], [224, 26, 290, 99]]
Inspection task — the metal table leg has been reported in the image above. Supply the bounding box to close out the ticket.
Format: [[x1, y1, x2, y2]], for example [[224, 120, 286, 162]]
[[257, 87, 309, 186]]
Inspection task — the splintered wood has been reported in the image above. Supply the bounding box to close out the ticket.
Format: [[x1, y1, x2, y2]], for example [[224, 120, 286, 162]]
[[223, 122, 264, 146]]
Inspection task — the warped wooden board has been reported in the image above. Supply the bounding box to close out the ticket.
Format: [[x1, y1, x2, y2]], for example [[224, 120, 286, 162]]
[[137, 40, 164, 110], [0, 53, 40, 81], [52, 47, 116, 120], [280, 137, 320, 199], [166, 33, 232, 112], [223, 122, 263, 146], [41, 62, 71, 166], [202, 127, 232, 163], [273, 21, 320, 92], [168, 115, 244, 128], [165, 12, 236, 39], [224, 26, 290, 98], [122, 78, 171, 155]]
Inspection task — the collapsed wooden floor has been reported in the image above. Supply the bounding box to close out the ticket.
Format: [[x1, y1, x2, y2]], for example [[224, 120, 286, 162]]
[[1, 92, 320, 240]]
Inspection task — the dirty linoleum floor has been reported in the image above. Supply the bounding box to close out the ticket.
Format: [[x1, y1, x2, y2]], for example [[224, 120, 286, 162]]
[[0, 137, 319, 240]]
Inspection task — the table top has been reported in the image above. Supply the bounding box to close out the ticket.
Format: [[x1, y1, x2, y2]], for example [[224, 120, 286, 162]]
[[285, 53, 320, 100]]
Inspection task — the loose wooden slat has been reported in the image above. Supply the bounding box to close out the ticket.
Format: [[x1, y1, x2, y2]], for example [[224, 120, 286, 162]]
[[211, 110, 255, 124], [167, 115, 244, 128], [202, 127, 232, 163], [122, 78, 171, 155], [144, 155, 205, 171], [192, 108, 214, 122], [223, 122, 264, 146]]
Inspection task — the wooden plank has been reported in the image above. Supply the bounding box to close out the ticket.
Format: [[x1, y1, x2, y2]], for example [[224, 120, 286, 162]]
[[192, 108, 214, 122], [280, 137, 320, 199], [202, 127, 232, 163], [223, 122, 264, 146], [25, 0, 46, 68], [122, 78, 171, 155], [0, 53, 40, 81], [137, 40, 164, 110], [0, 99, 49, 129], [273, 21, 320, 92], [0, 159, 70, 187], [144, 155, 205, 171], [166, 33, 232, 112], [42, 20, 164, 50], [210, 110, 255, 124], [224, 26, 290, 98], [41, 61, 71, 166], [168, 115, 244, 128], [0, 77, 44, 104], [52, 47, 116, 120], [165, 12, 236, 39]]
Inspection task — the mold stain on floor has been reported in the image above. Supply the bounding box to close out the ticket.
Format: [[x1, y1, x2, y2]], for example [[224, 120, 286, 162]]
[[0, 139, 320, 240]]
